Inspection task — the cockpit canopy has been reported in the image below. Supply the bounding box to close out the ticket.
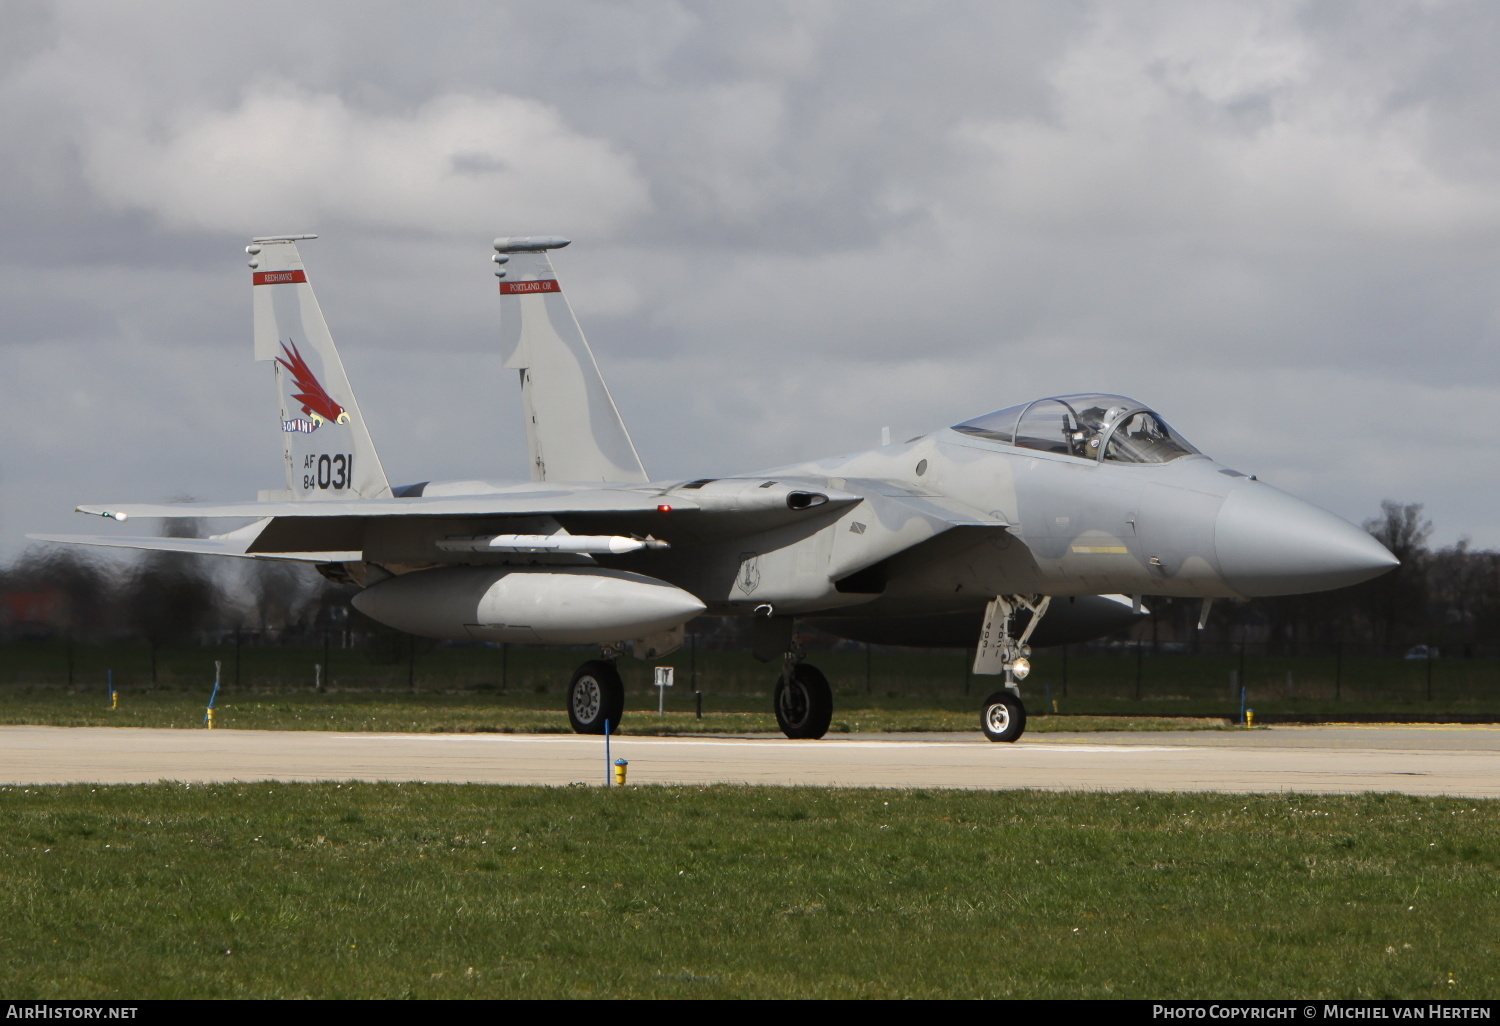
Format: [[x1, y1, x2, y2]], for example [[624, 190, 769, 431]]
[[952, 394, 1200, 465]]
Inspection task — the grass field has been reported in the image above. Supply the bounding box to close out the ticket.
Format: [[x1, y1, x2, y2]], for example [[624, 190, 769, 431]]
[[2, 783, 1495, 999], [0, 687, 1233, 734]]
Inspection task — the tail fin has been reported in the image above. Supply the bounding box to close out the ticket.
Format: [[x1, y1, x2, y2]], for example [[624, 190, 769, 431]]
[[249, 236, 392, 500], [494, 236, 648, 484]]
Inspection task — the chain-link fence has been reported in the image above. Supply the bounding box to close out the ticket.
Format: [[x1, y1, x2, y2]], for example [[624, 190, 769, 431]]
[[3, 630, 1497, 713]]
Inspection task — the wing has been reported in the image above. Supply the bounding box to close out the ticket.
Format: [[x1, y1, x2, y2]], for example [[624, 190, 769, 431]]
[[75, 486, 696, 521], [61, 477, 999, 583]]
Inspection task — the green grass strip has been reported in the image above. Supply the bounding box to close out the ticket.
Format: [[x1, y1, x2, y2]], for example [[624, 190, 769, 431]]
[[0, 690, 1233, 734], [1, 784, 1495, 998]]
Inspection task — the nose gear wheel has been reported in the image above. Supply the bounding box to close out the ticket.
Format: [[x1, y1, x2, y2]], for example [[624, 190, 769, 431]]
[[980, 690, 1026, 742]]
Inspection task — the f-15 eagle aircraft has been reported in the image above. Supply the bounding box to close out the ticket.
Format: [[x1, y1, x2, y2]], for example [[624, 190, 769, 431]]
[[35, 235, 1398, 742]]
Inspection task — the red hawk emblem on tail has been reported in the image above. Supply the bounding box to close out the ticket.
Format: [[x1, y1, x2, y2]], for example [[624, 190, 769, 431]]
[[277, 340, 348, 426]]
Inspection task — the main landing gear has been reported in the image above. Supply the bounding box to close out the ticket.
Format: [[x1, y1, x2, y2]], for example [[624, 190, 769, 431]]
[[567, 658, 625, 734], [774, 657, 833, 739], [562, 597, 1052, 743], [974, 595, 1051, 743]]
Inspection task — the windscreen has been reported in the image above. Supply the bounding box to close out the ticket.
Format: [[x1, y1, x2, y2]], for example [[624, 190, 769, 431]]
[[950, 404, 1025, 444], [1099, 410, 1199, 464], [953, 394, 1199, 464]]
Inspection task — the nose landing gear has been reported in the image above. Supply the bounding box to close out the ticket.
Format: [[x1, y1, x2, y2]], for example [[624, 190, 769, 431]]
[[980, 689, 1027, 742], [974, 595, 1050, 743]]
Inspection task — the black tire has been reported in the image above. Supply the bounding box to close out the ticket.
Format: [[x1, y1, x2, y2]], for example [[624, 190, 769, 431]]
[[568, 660, 625, 735], [980, 690, 1026, 742], [774, 663, 834, 739]]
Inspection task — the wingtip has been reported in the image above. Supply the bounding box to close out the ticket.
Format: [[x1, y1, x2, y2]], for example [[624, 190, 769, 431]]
[[75, 506, 127, 521]]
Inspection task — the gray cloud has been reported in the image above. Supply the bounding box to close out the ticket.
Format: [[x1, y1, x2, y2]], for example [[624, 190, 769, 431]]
[[4, 0, 1499, 561]]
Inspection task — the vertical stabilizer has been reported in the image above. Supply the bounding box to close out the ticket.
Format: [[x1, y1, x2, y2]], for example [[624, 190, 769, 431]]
[[494, 237, 648, 484], [250, 237, 392, 500]]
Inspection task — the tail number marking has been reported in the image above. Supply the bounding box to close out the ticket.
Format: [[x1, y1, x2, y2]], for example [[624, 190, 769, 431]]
[[303, 453, 353, 491]]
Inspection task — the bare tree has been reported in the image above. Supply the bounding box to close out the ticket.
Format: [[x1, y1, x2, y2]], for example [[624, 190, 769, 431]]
[[245, 559, 314, 631], [121, 516, 222, 648], [1358, 501, 1432, 647]]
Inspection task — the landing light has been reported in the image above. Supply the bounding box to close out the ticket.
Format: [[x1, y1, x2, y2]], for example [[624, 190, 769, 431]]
[[1009, 657, 1031, 680]]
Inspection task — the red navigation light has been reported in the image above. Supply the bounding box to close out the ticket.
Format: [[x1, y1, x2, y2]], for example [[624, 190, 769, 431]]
[[657, 504, 672, 512]]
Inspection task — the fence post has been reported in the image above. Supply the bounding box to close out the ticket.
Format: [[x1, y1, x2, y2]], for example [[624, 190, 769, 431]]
[[691, 630, 701, 719], [1334, 640, 1341, 701], [1134, 639, 1143, 700], [323, 629, 332, 690]]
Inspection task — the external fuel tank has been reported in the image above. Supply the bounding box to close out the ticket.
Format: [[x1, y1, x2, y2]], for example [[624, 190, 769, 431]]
[[351, 566, 706, 644]]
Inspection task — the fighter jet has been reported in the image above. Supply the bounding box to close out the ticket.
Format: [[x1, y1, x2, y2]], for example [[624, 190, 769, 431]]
[[34, 236, 1398, 742]]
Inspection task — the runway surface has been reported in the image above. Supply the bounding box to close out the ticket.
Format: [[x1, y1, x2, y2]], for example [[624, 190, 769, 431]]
[[3, 724, 1499, 796]]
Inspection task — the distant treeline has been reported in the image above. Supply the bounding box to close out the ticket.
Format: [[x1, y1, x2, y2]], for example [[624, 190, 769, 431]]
[[1, 501, 1493, 652], [0, 516, 356, 645]]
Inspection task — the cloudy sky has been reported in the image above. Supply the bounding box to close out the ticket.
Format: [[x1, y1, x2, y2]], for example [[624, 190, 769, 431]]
[[4, 0, 1499, 561]]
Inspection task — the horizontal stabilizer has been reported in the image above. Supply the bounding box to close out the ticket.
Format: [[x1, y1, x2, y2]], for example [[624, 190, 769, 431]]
[[27, 533, 357, 563]]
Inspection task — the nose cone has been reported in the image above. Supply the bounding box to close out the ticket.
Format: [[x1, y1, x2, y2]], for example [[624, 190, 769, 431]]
[[1215, 484, 1398, 597]]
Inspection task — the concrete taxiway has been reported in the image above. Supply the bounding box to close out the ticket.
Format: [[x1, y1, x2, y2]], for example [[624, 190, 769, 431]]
[[1, 724, 1498, 796]]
